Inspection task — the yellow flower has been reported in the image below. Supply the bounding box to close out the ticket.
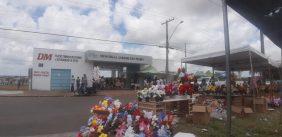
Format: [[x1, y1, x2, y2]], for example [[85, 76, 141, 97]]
[[208, 85, 216, 92], [97, 125, 104, 133], [92, 119, 97, 126], [99, 133, 108, 137], [102, 100, 108, 108]]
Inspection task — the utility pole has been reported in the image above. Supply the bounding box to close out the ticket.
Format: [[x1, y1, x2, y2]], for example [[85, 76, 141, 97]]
[[185, 43, 187, 71], [280, 48, 282, 79], [162, 18, 174, 80], [221, 0, 231, 136], [260, 31, 265, 54]]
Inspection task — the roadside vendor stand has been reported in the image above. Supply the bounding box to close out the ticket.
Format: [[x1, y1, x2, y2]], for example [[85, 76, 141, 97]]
[[181, 46, 280, 112]]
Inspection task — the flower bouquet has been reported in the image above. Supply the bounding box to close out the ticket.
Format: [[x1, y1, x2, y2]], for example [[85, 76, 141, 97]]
[[137, 88, 149, 102], [152, 89, 165, 102], [138, 86, 166, 102], [78, 97, 174, 137]]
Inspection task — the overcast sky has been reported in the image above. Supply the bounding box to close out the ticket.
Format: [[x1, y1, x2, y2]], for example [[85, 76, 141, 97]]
[[0, 0, 281, 76]]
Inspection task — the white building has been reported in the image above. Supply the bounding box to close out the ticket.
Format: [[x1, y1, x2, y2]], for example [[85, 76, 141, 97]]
[[32, 48, 152, 91]]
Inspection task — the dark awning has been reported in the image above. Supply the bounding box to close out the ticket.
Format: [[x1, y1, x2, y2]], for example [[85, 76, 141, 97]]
[[227, 0, 282, 48], [182, 46, 280, 71]]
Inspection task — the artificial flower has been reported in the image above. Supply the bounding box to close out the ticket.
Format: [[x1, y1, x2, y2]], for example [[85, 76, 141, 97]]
[[99, 133, 108, 137]]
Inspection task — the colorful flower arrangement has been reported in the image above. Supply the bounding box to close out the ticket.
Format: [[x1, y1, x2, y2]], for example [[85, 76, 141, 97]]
[[137, 86, 165, 102], [77, 97, 174, 137], [267, 97, 282, 108], [137, 88, 150, 101], [164, 82, 178, 96]]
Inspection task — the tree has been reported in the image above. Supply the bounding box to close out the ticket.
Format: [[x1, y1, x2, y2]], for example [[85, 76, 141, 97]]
[[205, 70, 213, 77], [194, 71, 205, 77]]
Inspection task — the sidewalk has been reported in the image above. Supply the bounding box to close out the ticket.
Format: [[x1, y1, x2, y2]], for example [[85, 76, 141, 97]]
[[0, 90, 74, 97], [0, 89, 137, 97]]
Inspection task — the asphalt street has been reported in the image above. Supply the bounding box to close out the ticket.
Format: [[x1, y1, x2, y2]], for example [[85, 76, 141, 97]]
[[0, 95, 135, 137]]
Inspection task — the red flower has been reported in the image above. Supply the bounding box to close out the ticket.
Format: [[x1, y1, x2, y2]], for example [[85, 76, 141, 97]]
[[124, 103, 132, 110], [133, 109, 141, 116], [178, 84, 186, 95], [165, 83, 173, 95], [184, 82, 193, 95]]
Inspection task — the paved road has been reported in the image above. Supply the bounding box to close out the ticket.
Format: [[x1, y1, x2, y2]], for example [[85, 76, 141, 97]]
[[0, 95, 135, 137]]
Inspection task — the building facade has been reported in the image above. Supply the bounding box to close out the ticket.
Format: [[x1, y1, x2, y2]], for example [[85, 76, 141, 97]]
[[32, 48, 152, 91]]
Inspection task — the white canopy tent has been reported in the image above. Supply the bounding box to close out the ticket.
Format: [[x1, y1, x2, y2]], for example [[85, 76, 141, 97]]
[[181, 46, 279, 71]]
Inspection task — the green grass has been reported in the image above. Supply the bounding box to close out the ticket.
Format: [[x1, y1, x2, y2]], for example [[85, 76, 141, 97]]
[[174, 108, 282, 137]]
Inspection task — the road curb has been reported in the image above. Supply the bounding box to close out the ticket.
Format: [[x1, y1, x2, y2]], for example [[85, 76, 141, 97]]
[[0, 90, 136, 97], [0, 95, 74, 97], [0, 94, 109, 97]]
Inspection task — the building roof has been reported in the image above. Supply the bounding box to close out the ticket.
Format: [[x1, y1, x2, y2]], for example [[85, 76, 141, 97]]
[[227, 0, 282, 49], [181, 46, 279, 71], [139, 59, 179, 74], [139, 65, 159, 74]]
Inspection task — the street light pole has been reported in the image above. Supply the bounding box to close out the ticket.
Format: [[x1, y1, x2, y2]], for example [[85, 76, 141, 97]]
[[162, 18, 175, 80], [222, 0, 231, 136], [185, 43, 187, 71], [280, 48, 282, 79]]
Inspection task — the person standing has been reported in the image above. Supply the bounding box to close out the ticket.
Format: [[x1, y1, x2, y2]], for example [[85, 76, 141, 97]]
[[92, 78, 96, 89], [76, 77, 80, 91], [193, 77, 199, 93], [17, 79, 21, 90], [71, 75, 75, 92], [82, 74, 87, 89], [100, 76, 105, 90], [199, 79, 207, 92]]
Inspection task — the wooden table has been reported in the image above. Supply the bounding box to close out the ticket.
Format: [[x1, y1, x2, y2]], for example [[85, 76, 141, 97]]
[[162, 97, 193, 116]]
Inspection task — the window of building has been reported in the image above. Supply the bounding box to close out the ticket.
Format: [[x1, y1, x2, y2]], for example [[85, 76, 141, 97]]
[[38, 63, 43, 67]]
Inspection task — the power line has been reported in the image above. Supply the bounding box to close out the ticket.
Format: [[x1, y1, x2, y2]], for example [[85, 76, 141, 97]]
[[0, 0, 221, 53], [0, 8, 163, 34], [0, 9, 215, 50], [0, 27, 159, 46], [0, 26, 191, 52], [0, 3, 217, 43]]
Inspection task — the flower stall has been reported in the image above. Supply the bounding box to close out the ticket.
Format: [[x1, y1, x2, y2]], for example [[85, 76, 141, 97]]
[[136, 68, 198, 118], [77, 97, 175, 137]]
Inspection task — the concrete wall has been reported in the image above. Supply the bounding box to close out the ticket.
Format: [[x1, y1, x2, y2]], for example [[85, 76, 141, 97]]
[[32, 48, 92, 91]]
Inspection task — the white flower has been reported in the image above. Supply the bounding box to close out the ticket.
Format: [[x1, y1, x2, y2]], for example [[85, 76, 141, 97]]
[[124, 126, 136, 137], [114, 100, 122, 109], [143, 111, 153, 119], [90, 127, 95, 132]]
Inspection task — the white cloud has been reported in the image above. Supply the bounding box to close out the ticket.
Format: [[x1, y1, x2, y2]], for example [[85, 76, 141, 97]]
[[0, 0, 280, 75]]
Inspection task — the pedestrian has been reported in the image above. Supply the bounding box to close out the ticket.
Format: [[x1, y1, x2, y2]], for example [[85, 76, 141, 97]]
[[82, 74, 87, 89], [144, 79, 148, 88], [100, 76, 105, 90], [92, 78, 96, 89], [71, 75, 75, 92], [193, 77, 199, 93], [76, 77, 80, 91], [17, 79, 21, 90]]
